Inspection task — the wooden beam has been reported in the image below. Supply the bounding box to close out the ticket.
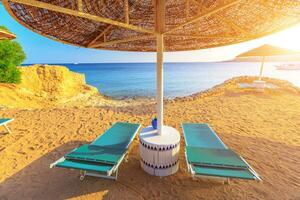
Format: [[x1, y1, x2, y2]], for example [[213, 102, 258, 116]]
[[215, 13, 249, 35], [168, 34, 252, 39], [11, 0, 154, 34], [87, 0, 140, 47], [190, 0, 250, 36], [78, 0, 82, 12], [103, 33, 107, 42], [155, 0, 165, 33], [87, 25, 113, 47], [89, 35, 154, 47], [165, 0, 242, 34], [124, 0, 129, 24]]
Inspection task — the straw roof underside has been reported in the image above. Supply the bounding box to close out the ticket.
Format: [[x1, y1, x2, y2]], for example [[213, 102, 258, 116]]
[[3, 0, 300, 52]]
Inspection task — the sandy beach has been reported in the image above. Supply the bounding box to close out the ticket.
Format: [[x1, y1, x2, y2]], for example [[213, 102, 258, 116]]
[[3, 0, 300, 198], [0, 76, 299, 200]]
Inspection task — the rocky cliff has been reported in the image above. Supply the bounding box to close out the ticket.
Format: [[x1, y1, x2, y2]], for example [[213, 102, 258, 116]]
[[0, 65, 100, 108]]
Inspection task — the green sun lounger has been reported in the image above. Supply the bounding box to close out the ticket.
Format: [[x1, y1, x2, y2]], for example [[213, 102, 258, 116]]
[[182, 123, 261, 182], [0, 118, 14, 133], [50, 122, 141, 180]]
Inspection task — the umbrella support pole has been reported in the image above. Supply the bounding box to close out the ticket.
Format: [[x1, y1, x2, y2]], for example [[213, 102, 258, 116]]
[[156, 33, 164, 135], [139, 35, 182, 176], [259, 56, 265, 81], [253, 56, 266, 89]]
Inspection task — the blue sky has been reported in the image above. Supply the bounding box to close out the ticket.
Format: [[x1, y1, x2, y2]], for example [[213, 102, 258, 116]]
[[1, 4, 300, 64]]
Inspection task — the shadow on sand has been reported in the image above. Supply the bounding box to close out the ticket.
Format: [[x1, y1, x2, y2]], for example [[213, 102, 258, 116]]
[[0, 139, 224, 200], [1, 135, 299, 200]]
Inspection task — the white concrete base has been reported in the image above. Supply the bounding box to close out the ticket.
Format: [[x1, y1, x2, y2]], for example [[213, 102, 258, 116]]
[[253, 80, 266, 89], [139, 126, 180, 177]]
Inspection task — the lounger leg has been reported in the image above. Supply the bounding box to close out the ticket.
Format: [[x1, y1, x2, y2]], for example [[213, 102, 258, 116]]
[[4, 124, 11, 133], [80, 170, 86, 181], [225, 178, 230, 185], [115, 169, 118, 181]]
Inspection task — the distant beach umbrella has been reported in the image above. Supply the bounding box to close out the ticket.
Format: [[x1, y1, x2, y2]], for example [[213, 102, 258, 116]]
[[4, 0, 300, 176], [0, 29, 16, 40], [236, 44, 300, 80]]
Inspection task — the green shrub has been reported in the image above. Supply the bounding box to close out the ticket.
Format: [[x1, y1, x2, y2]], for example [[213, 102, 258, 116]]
[[0, 39, 26, 84]]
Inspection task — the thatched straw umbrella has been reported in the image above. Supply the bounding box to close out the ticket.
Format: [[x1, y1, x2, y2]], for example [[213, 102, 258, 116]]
[[0, 29, 16, 40], [4, 0, 300, 176], [236, 44, 300, 87]]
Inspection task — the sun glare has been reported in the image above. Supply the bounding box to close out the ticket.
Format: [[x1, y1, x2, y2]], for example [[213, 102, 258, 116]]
[[268, 24, 300, 51]]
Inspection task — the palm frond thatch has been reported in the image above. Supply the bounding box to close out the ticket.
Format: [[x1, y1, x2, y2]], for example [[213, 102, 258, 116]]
[[3, 0, 300, 51]]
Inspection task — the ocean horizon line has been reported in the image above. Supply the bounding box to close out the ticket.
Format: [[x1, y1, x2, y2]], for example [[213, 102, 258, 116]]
[[22, 60, 300, 65], [22, 61, 230, 65]]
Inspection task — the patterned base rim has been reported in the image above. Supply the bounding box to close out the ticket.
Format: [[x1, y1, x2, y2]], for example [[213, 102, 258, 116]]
[[139, 140, 180, 151], [141, 158, 178, 169]]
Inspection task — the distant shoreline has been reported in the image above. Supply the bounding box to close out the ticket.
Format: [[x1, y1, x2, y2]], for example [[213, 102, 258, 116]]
[[19, 62, 300, 100]]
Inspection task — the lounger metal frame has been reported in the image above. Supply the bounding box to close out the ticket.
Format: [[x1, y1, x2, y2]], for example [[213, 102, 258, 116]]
[[79, 152, 128, 181], [50, 123, 141, 181], [0, 118, 14, 133], [50, 154, 124, 181]]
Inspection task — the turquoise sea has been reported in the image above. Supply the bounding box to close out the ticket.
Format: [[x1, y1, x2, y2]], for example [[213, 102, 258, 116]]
[[42, 62, 300, 99]]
